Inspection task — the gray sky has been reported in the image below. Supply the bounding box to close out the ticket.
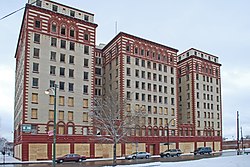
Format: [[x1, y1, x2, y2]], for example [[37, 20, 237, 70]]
[[0, 0, 250, 141]]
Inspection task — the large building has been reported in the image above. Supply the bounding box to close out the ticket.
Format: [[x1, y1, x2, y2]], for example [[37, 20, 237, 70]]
[[14, 0, 222, 161]]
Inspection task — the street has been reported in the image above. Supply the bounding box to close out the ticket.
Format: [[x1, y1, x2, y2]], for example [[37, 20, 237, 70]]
[[1, 153, 222, 167]]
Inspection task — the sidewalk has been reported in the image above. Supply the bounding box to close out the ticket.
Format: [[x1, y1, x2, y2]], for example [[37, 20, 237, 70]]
[[0, 154, 51, 165]]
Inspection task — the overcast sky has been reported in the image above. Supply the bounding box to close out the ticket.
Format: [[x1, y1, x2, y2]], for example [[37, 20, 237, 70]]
[[0, 0, 250, 141]]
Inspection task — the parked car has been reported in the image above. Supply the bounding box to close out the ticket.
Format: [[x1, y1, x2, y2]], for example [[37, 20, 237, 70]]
[[193, 147, 212, 155], [125, 152, 151, 160], [160, 149, 182, 157], [56, 154, 86, 163]]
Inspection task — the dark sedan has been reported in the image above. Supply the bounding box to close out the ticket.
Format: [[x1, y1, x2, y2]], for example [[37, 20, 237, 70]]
[[56, 154, 86, 163]]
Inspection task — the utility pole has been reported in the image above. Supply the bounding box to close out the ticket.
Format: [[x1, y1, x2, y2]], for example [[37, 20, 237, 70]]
[[236, 111, 240, 155], [241, 127, 244, 151]]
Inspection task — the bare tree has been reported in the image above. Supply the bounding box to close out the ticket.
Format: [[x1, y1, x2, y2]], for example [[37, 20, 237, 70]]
[[90, 91, 146, 166]]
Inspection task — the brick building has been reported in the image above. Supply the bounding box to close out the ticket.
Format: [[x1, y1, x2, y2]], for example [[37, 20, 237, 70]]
[[14, 0, 222, 161]]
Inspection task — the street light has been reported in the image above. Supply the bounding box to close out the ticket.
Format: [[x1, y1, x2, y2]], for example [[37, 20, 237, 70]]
[[166, 118, 176, 150], [45, 84, 58, 167]]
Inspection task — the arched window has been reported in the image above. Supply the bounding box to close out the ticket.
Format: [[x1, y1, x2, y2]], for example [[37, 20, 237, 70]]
[[69, 27, 75, 38], [61, 25, 66, 35], [51, 22, 57, 33]]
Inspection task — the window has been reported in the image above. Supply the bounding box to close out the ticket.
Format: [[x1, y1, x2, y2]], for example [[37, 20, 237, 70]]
[[135, 69, 139, 77], [60, 53, 65, 62], [171, 67, 174, 74], [51, 37, 57, 47], [135, 58, 139, 66], [70, 29, 75, 38], [153, 63, 157, 70], [33, 63, 39, 73], [84, 46, 89, 54], [31, 108, 38, 119], [126, 79, 131, 88], [135, 93, 139, 100], [50, 51, 56, 61], [49, 110, 54, 120], [69, 69, 74, 78], [84, 15, 89, 21], [83, 85, 88, 94], [126, 67, 131, 76], [60, 40, 66, 49], [32, 93, 38, 103], [68, 97, 74, 107], [83, 72, 88, 80], [69, 83, 74, 92], [83, 99, 88, 108], [36, 0, 42, 7], [126, 45, 130, 52], [164, 108, 168, 115], [95, 67, 101, 75], [50, 66, 56, 75], [126, 56, 131, 64], [69, 42, 75, 50], [61, 26, 66, 35], [83, 112, 88, 122], [59, 96, 65, 106], [148, 95, 152, 102], [68, 126, 73, 135], [59, 82, 65, 90], [60, 67, 65, 76], [147, 61, 151, 68], [32, 78, 39, 87], [147, 72, 151, 80], [34, 33, 40, 43], [35, 20, 40, 28], [171, 98, 175, 105], [49, 95, 54, 105], [33, 48, 40, 58], [51, 23, 57, 32], [52, 5, 58, 12], [59, 110, 64, 120], [84, 34, 89, 40], [58, 126, 65, 135], [68, 111, 73, 121], [84, 58, 89, 67], [70, 10, 75, 17]]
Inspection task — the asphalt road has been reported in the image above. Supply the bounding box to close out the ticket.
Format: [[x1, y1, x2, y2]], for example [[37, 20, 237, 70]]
[[1, 153, 222, 167]]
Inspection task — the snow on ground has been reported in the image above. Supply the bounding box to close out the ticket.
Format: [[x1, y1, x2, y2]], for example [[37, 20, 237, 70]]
[[117, 155, 250, 167]]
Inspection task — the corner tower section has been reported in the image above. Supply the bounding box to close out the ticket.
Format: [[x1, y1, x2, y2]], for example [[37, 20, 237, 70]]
[[14, 0, 97, 161], [177, 48, 222, 150]]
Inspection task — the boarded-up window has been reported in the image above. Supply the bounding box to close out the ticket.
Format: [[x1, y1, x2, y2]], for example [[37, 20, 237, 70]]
[[164, 118, 168, 126], [127, 103, 131, 112], [59, 96, 65, 106], [49, 95, 54, 105], [49, 110, 54, 120], [171, 108, 175, 116], [141, 105, 146, 112], [164, 107, 168, 115], [159, 118, 163, 126], [153, 106, 157, 114], [171, 119, 175, 126], [31, 108, 38, 119], [32, 93, 38, 103], [59, 110, 64, 120], [68, 97, 74, 107], [48, 125, 53, 132], [58, 126, 64, 135], [68, 111, 73, 121], [83, 112, 88, 122], [83, 99, 88, 108], [142, 117, 146, 124], [135, 104, 139, 111]]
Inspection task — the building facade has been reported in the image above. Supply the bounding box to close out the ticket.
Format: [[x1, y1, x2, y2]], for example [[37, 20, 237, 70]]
[[14, 0, 222, 161]]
